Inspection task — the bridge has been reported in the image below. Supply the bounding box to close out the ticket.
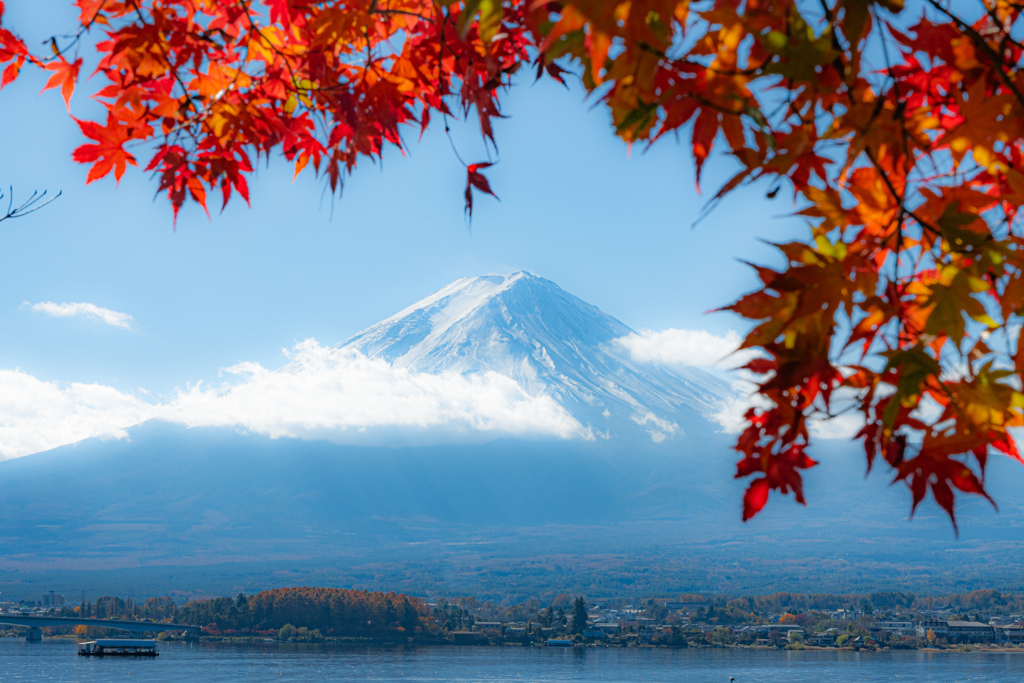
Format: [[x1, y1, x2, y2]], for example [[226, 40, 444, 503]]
[[0, 614, 201, 641]]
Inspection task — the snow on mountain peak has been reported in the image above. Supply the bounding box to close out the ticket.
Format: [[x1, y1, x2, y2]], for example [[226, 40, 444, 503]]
[[373, 271, 538, 341], [339, 272, 729, 442]]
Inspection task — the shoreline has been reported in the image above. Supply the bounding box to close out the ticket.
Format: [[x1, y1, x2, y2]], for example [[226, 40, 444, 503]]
[[32, 634, 1023, 654]]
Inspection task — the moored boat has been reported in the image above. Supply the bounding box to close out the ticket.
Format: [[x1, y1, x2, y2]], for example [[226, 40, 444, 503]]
[[77, 639, 159, 656], [546, 639, 573, 647]]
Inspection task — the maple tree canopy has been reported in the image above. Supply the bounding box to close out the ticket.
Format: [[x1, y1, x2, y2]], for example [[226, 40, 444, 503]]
[[3, 0, 1024, 528]]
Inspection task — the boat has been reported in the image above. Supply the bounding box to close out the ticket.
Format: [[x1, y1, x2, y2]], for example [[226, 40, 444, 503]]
[[546, 639, 573, 647], [77, 639, 159, 656]]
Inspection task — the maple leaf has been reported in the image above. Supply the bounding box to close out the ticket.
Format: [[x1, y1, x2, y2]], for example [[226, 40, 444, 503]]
[[742, 478, 770, 521], [896, 450, 996, 534], [735, 442, 818, 521], [71, 115, 138, 183], [266, 0, 293, 27], [0, 54, 20, 87], [40, 56, 82, 111], [534, 57, 571, 88], [691, 109, 718, 188], [464, 162, 498, 220], [0, 3, 30, 89]]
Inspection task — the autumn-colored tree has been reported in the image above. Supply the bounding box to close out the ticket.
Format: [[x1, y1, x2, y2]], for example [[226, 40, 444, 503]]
[[3, 0, 1024, 526], [178, 586, 431, 636]]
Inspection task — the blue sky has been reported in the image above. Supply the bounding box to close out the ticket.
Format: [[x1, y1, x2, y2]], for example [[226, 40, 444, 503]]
[[0, 1, 809, 456]]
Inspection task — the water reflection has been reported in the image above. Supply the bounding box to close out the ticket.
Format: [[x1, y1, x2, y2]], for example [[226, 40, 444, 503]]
[[0, 639, 1020, 682]]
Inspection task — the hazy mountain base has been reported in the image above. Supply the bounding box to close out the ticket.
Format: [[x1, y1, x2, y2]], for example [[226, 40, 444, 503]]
[[1, 534, 1022, 604], [0, 421, 1022, 601]]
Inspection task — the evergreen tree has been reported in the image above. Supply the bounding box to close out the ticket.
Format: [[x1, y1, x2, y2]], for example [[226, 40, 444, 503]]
[[571, 597, 588, 635]]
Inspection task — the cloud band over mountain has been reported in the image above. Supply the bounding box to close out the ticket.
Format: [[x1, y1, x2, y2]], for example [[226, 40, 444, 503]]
[[0, 369, 153, 458], [0, 341, 592, 459], [614, 328, 744, 368], [169, 340, 592, 443]]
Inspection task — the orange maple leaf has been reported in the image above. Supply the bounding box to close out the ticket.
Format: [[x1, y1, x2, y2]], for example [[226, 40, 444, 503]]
[[41, 56, 82, 111]]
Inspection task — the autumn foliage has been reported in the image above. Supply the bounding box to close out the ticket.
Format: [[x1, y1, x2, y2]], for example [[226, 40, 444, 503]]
[[3, 0, 1024, 526], [178, 587, 430, 635]]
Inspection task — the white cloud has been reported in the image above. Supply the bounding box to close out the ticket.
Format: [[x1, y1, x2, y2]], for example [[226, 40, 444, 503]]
[[0, 341, 593, 459], [631, 411, 680, 443], [807, 411, 864, 440], [709, 379, 773, 435], [0, 369, 155, 458], [162, 340, 591, 442], [25, 301, 134, 329], [710, 378, 864, 441], [614, 328, 748, 368]]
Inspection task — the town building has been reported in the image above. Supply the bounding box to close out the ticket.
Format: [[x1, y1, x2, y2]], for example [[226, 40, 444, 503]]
[[1000, 624, 1024, 643], [41, 591, 64, 608], [741, 624, 804, 635], [946, 621, 996, 643], [916, 619, 949, 638], [472, 621, 503, 633], [806, 631, 836, 646], [916, 620, 995, 643], [826, 609, 864, 621], [664, 602, 709, 611], [878, 620, 914, 633]]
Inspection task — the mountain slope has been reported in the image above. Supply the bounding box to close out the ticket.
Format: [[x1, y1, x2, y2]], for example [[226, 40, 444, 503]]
[[1, 421, 1021, 592]]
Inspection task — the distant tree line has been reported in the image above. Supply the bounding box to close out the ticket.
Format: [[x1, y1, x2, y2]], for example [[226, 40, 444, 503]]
[[749, 591, 1016, 616], [446, 589, 1023, 631], [75, 595, 177, 621], [29, 586, 1022, 642], [432, 598, 476, 632]]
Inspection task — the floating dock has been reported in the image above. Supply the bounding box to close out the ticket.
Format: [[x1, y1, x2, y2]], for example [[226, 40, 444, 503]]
[[77, 639, 159, 656]]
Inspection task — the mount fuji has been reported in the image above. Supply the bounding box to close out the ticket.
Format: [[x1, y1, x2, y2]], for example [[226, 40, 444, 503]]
[[1, 272, 1022, 598], [332, 271, 729, 443]]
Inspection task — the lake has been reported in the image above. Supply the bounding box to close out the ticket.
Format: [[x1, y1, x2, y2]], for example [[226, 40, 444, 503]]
[[0, 639, 1020, 681]]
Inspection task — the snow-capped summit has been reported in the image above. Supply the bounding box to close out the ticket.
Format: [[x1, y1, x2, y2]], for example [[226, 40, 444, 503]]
[[339, 272, 728, 441]]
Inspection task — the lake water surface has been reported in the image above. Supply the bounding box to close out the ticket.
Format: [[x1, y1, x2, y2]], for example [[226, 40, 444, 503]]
[[0, 639, 1020, 681]]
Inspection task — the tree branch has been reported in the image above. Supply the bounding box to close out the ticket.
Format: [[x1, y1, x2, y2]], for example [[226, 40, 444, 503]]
[[0, 187, 61, 223]]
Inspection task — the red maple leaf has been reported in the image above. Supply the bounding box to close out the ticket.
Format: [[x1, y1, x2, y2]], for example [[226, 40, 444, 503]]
[[71, 115, 138, 183], [464, 162, 498, 219]]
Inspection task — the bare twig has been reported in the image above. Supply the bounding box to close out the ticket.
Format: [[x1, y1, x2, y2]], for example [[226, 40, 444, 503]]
[[0, 187, 61, 223]]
